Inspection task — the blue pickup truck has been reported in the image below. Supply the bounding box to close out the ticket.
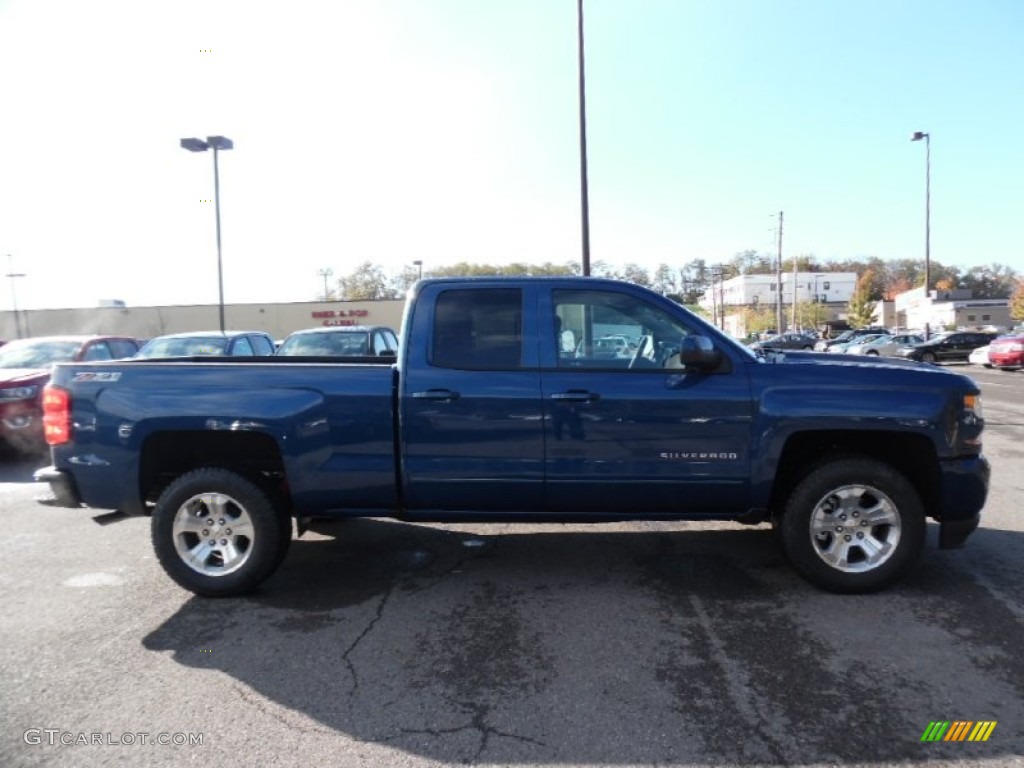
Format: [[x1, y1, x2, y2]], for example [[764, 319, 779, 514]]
[[35, 278, 990, 596]]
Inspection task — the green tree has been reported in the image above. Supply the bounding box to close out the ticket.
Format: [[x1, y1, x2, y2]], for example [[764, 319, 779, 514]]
[[847, 272, 878, 328], [961, 263, 1018, 299], [652, 264, 678, 296], [1010, 278, 1024, 322], [338, 261, 394, 300], [620, 263, 651, 287]]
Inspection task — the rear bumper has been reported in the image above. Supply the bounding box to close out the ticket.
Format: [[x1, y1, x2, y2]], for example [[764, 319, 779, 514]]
[[33, 466, 83, 508], [937, 455, 990, 549]]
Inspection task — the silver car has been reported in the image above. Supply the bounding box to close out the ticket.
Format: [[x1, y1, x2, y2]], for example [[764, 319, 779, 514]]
[[845, 333, 924, 357]]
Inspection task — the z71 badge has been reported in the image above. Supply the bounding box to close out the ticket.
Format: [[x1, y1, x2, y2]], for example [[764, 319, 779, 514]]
[[72, 372, 122, 382], [660, 451, 739, 460]]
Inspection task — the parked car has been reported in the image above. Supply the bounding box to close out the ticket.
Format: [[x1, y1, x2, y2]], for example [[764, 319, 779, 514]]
[[136, 331, 276, 358], [275, 326, 399, 357], [828, 334, 887, 353], [968, 345, 993, 368], [896, 332, 1000, 364], [987, 334, 1024, 370], [813, 327, 889, 352], [0, 335, 141, 453], [749, 332, 816, 351], [845, 334, 924, 357]]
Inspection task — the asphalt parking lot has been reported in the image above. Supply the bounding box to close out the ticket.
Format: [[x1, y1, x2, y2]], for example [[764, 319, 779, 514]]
[[1, 365, 1022, 767]]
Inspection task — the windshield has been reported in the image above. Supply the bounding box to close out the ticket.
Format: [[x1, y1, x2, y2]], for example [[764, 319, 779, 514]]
[[0, 339, 82, 368], [136, 336, 229, 358], [276, 332, 370, 356]]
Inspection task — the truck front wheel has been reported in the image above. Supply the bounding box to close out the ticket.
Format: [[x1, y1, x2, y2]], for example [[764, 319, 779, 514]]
[[152, 468, 286, 597], [779, 457, 925, 593]]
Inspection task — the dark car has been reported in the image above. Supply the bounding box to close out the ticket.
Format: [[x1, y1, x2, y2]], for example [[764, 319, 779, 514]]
[[988, 334, 1024, 370], [275, 326, 399, 358], [813, 327, 889, 352], [135, 331, 276, 359], [749, 332, 816, 351], [0, 335, 141, 453], [896, 331, 1000, 364]]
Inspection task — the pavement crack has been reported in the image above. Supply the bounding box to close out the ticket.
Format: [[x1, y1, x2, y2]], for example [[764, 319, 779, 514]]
[[397, 699, 546, 763], [341, 585, 394, 694]]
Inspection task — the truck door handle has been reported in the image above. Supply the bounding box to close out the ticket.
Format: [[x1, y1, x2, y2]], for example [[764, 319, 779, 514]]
[[550, 390, 600, 403], [412, 389, 461, 402]]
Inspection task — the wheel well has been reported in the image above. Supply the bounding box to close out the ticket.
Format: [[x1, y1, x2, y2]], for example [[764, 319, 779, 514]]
[[770, 431, 940, 519], [140, 431, 288, 507]]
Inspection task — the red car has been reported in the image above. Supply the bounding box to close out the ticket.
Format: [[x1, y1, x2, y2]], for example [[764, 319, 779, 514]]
[[0, 335, 140, 454], [988, 334, 1024, 371]]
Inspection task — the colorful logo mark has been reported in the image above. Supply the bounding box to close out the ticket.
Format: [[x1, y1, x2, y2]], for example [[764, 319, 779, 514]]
[[921, 721, 997, 742]]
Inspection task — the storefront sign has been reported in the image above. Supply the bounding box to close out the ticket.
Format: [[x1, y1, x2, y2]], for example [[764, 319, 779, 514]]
[[311, 308, 369, 327]]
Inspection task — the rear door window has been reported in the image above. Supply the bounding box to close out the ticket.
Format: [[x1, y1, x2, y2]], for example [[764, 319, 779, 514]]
[[431, 289, 522, 370]]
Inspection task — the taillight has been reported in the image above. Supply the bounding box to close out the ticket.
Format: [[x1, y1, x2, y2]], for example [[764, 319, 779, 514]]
[[42, 386, 71, 445]]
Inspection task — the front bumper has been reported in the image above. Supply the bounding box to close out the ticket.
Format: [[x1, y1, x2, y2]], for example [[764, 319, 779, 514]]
[[33, 466, 83, 508], [937, 455, 990, 549], [0, 405, 44, 452]]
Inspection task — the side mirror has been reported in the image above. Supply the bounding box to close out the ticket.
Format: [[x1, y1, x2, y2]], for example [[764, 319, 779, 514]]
[[679, 335, 722, 372]]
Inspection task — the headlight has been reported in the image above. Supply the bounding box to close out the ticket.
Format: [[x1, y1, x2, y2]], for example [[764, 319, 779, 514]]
[[0, 386, 39, 400], [963, 393, 983, 449], [964, 393, 983, 422]]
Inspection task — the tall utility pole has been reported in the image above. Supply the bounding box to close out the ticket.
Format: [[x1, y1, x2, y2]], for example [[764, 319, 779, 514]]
[[775, 211, 784, 333], [719, 268, 726, 330], [5, 254, 26, 339], [317, 268, 334, 300], [710, 268, 718, 328], [792, 248, 799, 330], [911, 131, 931, 339], [577, 0, 591, 276]]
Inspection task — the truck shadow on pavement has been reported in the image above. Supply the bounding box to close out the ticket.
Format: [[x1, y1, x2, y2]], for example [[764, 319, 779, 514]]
[[143, 519, 1024, 765]]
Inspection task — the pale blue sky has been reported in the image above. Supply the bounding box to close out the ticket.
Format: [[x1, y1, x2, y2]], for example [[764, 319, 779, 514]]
[[0, 0, 1020, 310]]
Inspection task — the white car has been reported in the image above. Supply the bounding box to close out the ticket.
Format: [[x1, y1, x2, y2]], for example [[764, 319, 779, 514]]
[[968, 345, 992, 367], [846, 333, 924, 357]]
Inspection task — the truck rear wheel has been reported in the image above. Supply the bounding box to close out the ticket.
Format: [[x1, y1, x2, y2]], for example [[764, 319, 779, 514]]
[[152, 468, 286, 597], [778, 457, 925, 593]]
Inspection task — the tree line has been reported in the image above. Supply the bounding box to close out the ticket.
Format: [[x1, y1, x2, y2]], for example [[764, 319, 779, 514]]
[[327, 255, 1024, 323]]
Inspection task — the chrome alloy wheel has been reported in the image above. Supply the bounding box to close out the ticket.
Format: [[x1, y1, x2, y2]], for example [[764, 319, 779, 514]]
[[172, 493, 255, 577], [808, 484, 902, 573]]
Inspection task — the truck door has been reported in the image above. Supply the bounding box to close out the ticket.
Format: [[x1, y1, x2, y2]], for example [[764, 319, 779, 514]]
[[400, 285, 544, 512], [540, 285, 754, 514]]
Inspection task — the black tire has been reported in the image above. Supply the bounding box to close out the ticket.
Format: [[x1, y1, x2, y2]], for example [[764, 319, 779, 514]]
[[152, 468, 286, 597], [921, 352, 937, 364], [778, 456, 925, 593], [866, 350, 879, 356]]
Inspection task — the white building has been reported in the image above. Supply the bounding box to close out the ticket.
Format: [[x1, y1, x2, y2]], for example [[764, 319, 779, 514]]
[[698, 272, 858, 313], [892, 287, 1011, 332], [697, 272, 859, 335]]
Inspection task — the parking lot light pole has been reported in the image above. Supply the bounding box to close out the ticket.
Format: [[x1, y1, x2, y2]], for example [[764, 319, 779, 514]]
[[5, 254, 26, 339], [317, 268, 334, 301], [911, 131, 930, 339], [181, 135, 234, 332]]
